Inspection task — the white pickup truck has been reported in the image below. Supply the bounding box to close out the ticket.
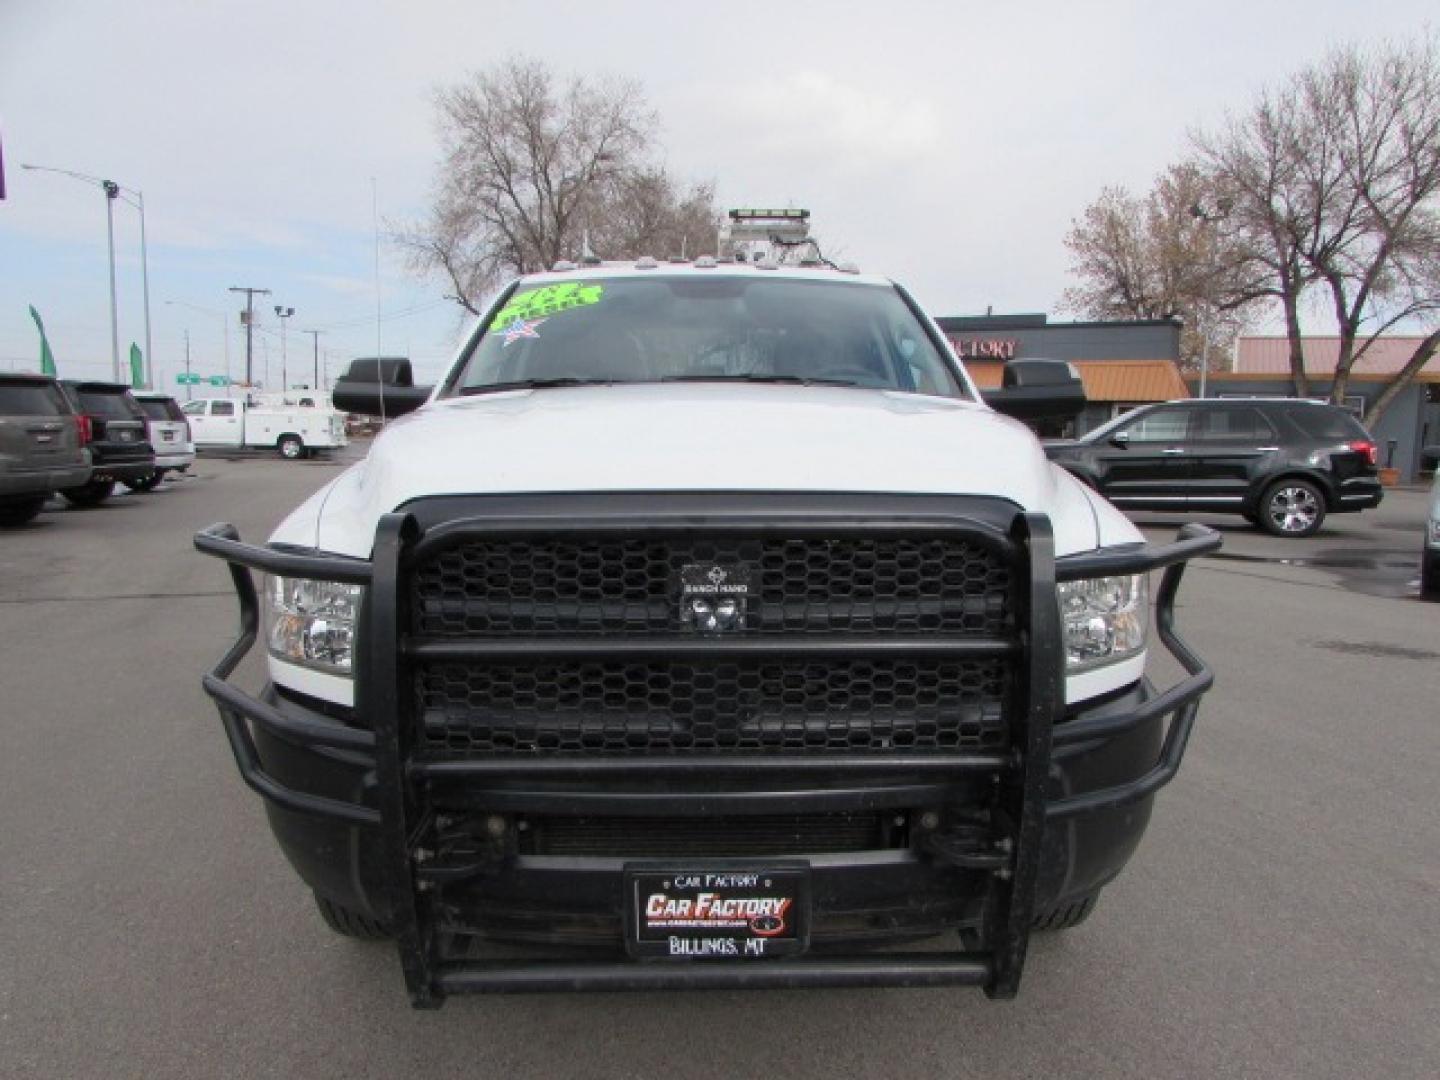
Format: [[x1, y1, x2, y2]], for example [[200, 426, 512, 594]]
[[196, 261, 1220, 1007], [181, 397, 348, 459]]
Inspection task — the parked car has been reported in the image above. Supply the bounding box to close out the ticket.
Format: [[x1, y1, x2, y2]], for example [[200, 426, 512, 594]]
[[1045, 398, 1383, 537], [130, 392, 196, 490], [0, 373, 92, 526], [1423, 473, 1439, 599], [181, 396, 348, 459], [57, 381, 155, 506], [196, 260, 1220, 1006]]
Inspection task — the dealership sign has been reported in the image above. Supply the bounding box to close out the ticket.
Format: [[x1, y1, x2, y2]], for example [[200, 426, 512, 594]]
[[950, 338, 1018, 360]]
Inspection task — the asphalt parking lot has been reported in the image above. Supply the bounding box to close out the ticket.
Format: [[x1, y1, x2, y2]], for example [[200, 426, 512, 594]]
[[2, 451, 1437, 1079]]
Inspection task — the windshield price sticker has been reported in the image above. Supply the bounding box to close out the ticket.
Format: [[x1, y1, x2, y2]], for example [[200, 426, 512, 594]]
[[625, 865, 810, 959], [488, 282, 604, 329]]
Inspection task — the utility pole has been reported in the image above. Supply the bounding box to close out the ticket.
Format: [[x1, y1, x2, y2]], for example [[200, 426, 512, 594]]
[[274, 305, 294, 394], [183, 329, 192, 401], [229, 286, 270, 387], [303, 329, 323, 390]]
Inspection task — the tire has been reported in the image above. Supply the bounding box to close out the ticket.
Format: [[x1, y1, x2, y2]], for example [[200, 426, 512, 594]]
[[61, 479, 116, 507], [1422, 552, 1440, 600], [1032, 891, 1098, 931], [0, 498, 46, 527], [314, 892, 391, 941], [1258, 478, 1326, 537], [277, 434, 305, 460], [121, 468, 166, 492]]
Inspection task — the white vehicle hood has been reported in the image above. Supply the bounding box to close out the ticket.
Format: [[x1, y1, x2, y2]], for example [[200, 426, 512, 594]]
[[274, 384, 1140, 558]]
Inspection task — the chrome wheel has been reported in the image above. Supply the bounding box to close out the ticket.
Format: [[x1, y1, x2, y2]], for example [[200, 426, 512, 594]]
[[1264, 482, 1323, 536]]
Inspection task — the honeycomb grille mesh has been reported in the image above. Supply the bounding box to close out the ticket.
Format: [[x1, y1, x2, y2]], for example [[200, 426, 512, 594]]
[[411, 536, 1011, 638], [417, 658, 1007, 755], [408, 530, 1015, 758]]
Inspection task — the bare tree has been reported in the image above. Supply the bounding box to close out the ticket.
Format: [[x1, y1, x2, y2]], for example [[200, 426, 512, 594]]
[[1194, 36, 1440, 425], [1296, 39, 1440, 414], [401, 58, 721, 313], [1060, 163, 1257, 370]]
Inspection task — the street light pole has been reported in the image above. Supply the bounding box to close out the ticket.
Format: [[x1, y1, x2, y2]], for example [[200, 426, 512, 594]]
[[21, 163, 150, 385], [1188, 197, 1234, 401], [274, 305, 295, 395], [23, 164, 121, 379], [102, 181, 121, 381], [136, 189, 153, 388]]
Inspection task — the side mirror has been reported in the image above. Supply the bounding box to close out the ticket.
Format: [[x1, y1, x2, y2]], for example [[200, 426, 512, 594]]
[[332, 357, 432, 418], [981, 360, 1086, 423], [1110, 431, 1131, 448]]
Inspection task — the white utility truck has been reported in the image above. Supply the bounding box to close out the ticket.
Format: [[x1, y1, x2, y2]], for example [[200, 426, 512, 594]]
[[181, 396, 347, 458], [196, 257, 1219, 1007]]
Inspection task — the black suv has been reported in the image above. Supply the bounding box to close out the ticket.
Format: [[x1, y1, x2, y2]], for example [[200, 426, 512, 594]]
[[57, 381, 156, 506], [0, 373, 93, 526], [1045, 398, 1383, 537]]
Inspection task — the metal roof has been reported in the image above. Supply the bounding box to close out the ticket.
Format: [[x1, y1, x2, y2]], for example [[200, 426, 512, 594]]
[[1236, 336, 1440, 376], [963, 359, 1189, 402]]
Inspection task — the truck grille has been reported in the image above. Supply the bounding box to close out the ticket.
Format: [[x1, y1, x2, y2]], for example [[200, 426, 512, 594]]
[[408, 531, 1015, 758], [412, 536, 1011, 637]]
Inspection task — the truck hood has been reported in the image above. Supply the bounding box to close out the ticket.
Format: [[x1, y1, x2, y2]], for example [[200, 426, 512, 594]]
[[274, 384, 1139, 558]]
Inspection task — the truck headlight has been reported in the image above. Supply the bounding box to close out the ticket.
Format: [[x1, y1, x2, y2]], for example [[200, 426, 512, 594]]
[[1058, 574, 1148, 671], [267, 577, 362, 674]]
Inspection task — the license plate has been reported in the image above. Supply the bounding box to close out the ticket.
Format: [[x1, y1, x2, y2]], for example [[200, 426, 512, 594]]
[[162, 431, 175, 441], [625, 863, 809, 959]]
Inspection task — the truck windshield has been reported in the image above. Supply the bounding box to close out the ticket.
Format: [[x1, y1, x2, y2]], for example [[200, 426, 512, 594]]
[[451, 276, 969, 400]]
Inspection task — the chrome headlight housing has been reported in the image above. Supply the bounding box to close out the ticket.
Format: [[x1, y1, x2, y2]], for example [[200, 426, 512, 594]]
[[267, 576, 363, 674], [1058, 573, 1148, 671]]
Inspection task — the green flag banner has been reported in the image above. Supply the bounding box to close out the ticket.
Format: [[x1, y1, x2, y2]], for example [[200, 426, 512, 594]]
[[129, 343, 144, 389], [28, 305, 57, 376]]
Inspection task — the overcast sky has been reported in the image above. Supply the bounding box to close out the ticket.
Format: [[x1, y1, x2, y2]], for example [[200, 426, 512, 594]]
[[1, 0, 1433, 388]]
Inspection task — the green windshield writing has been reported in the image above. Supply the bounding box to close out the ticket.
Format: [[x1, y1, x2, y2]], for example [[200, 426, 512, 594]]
[[489, 282, 604, 329]]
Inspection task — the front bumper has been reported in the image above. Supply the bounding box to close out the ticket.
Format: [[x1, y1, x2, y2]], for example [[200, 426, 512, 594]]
[[196, 509, 1220, 1004]]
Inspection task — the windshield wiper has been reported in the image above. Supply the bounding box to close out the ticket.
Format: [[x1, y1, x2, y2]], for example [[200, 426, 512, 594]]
[[659, 374, 862, 388], [459, 378, 620, 396]]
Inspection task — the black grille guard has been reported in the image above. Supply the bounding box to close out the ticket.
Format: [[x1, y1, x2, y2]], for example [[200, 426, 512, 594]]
[[195, 509, 1220, 1003]]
